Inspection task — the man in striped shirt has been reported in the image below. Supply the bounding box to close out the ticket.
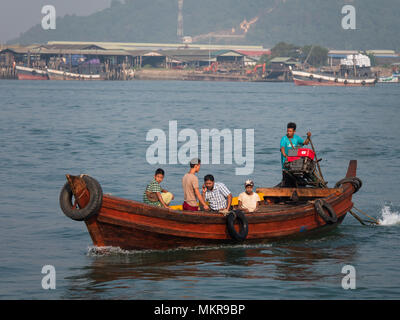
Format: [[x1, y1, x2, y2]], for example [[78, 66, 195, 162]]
[[202, 174, 232, 214]]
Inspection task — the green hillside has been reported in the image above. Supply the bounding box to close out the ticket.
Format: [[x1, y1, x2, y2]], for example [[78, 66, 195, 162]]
[[9, 0, 400, 50]]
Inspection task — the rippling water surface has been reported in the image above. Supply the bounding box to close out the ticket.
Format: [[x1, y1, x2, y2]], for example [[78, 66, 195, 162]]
[[0, 80, 399, 299]]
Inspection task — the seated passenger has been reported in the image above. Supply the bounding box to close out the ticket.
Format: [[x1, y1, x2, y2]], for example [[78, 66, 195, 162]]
[[202, 174, 232, 214], [238, 180, 260, 213], [143, 168, 174, 208]]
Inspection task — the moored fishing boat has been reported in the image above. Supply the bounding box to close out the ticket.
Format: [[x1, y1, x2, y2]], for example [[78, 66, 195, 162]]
[[47, 69, 104, 80], [291, 70, 376, 87], [15, 66, 49, 80], [59, 161, 361, 251], [291, 53, 377, 87]]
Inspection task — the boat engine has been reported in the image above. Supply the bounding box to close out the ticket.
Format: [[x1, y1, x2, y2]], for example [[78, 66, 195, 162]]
[[283, 148, 320, 187]]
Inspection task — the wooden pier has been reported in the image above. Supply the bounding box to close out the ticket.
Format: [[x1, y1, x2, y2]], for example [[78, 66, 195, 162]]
[[0, 65, 17, 79]]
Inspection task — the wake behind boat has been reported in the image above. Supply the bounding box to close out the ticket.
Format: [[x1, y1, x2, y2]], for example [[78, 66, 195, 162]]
[[59, 160, 361, 251]]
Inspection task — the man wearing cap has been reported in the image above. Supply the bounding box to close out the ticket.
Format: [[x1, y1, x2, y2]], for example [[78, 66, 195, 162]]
[[238, 180, 261, 213], [182, 158, 210, 211], [202, 174, 232, 214]]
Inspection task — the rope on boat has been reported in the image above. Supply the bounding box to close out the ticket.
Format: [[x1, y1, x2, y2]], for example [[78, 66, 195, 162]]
[[334, 177, 379, 225], [308, 138, 373, 226], [352, 206, 380, 225]]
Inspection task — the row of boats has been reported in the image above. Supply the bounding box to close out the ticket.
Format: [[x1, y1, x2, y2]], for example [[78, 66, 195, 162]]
[[16, 65, 399, 86]]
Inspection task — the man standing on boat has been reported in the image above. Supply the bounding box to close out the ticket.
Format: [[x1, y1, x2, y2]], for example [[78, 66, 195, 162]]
[[280, 122, 311, 186], [182, 158, 210, 211]]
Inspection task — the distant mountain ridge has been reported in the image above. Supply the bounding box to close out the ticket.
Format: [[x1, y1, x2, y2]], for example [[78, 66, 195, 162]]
[[9, 0, 400, 50]]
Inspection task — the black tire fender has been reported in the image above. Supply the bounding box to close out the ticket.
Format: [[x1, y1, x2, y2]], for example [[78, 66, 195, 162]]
[[59, 176, 103, 221], [335, 177, 362, 193], [314, 199, 337, 224], [226, 210, 248, 241]]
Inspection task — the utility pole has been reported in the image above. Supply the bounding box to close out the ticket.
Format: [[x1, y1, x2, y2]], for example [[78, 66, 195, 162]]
[[177, 0, 184, 39]]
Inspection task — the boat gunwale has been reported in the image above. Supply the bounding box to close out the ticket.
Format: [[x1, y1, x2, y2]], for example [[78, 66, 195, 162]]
[[100, 183, 353, 225], [97, 160, 357, 225]]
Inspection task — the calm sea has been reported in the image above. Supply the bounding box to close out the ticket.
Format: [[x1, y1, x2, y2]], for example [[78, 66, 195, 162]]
[[0, 79, 399, 300]]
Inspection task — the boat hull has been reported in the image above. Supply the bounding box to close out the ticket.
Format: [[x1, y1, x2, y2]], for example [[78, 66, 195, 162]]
[[47, 69, 103, 81], [294, 78, 375, 87], [292, 70, 376, 87], [16, 66, 49, 80], [73, 161, 358, 251]]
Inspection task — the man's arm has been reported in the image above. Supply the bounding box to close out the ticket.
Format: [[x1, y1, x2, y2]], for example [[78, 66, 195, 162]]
[[238, 200, 250, 213], [303, 132, 312, 145], [280, 146, 288, 160], [219, 183, 232, 210], [226, 193, 232, 210], [156, 192, 169, 208], [197, 187, 210, 211]]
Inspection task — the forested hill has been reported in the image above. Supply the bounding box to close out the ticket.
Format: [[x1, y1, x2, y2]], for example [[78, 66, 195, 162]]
[[10, 0, 400, 50]]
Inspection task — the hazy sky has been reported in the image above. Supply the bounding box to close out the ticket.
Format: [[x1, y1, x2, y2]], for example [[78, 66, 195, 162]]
[[0, 0, 112, 43]]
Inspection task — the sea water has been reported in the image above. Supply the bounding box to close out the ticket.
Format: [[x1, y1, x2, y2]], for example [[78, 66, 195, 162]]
[[0, 80, 399, 299]]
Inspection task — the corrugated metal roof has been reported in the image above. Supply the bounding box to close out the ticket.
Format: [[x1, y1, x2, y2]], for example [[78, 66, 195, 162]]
[[46, 41, 265, 51], [270, 57, 297, 63], [41, 44, 106, 50]]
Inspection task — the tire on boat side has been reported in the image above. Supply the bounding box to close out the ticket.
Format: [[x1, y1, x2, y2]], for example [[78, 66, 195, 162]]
[[59, 176, 103, 221], [314, 199, 337, 224], [335, 177, 362, 193], [226, 210, 249, 241]]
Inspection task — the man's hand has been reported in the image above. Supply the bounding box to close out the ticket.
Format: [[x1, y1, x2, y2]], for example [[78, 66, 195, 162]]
[[203, 204, 210, 211], [304, 131, 312, 145]]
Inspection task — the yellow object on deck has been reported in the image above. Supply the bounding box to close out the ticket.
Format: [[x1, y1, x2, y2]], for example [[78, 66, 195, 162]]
[[169, 193, 265, 211]]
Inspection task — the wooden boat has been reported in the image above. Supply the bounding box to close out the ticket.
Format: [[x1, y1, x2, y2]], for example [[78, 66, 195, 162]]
[[59, 160, 361, 251], [16, 66, 49, 80], [47, 69, 103, 81], [291, 70, 376, 87]]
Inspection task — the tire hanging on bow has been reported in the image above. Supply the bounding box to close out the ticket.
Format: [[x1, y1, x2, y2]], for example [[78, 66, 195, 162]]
[[59, 175, 103, 221]]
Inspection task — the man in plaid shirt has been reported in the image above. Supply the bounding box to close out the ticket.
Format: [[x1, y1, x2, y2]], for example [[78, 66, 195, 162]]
[[202, 174, 232, 214]]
